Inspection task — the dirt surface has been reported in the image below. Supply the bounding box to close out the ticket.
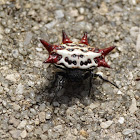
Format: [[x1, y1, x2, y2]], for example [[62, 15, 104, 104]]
[[0, 0, 140, 139]]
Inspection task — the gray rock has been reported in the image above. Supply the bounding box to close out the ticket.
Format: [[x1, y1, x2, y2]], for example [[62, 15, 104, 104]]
[[30, 108, 37, 115], [122, 129, 135, 135], [16, 83, 24, 94], [20, 130, 27, 138], [69, 9, 79, 17], [5, 28, 10, 34], [66, 133, 77, 140], [17, 120, 27, 129], [136, 33, 140, 52], [40, 134, 48, 140], [79, 7, 85, 14], [129, 0, 137, 5], [36, 47, 43, 52], [54, 125, 63, 133], [12, 49, 19, 58], [9, 117, 20, 127], [45, 20, 57, 29], [35, 128, 43, 135], [29, 91, 35, 99], [113, 5, 123, 12], [129, 98, 138, 114], [5, 73, 20, 83], [48, 129, 59, 139], [46, 111, 52, 120], [62, 0, 69, 5], [42, 124, 50, 132], [34, 60, 42, 68], [39, 104, 46, 111], [89, 102, 100, 109], [9, 130, 21, 139], [100, 120, 113, 129], [27, 80, 35, 87], [130, 27, 139, 37], [118, 117, 125, 124], [26, 125, 34, 132], [52, 101, 60, 107], [2, 100, 7, 107], [55, 10, 64, 19], [73, 22, 92, 32], [34, 118, 40, 125], [39, 112, 46, 122], [12, 103, 21, 111], [24, 32, 33, 45]]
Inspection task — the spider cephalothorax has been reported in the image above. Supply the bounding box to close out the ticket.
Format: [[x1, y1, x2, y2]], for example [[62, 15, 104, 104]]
[[40, 31, 118, 97]]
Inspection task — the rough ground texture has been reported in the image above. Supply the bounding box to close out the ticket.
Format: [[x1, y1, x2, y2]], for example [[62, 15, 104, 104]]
[[0, 0, 140, 140]]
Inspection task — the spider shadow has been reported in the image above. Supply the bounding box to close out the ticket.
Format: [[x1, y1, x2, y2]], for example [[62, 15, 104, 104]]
[[43, 77, 104, 107]]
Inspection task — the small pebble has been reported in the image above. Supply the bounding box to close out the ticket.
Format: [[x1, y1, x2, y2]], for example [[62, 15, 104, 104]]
[[12, 103, 21, 111], [16, 83, 24, 94], [30, 108, 37, 115], [118, 117, 125, 124], [129, 0, 137, 5], [100, 120, 113, 129], [20, 130, 27, 138], [129, 98, 138, 114], [24, 32, 33, 45], [130, 26, 139, 37], [34, 118, 40, 125], [79, 7, 85, 14], [39, 112, 46, 122], [122, 129, 135, 135], [40, 134, 48, 140], [9, 130, 21, 139], [36, 47, 43, 52], [6, 73, 20, 83], [17, 120, 27, 129], [2, 100, 7, 107], [80, 129, 89, 138], [89, 102, 100, 109], [39, 103, 46, 111], [26, 125, 34, 132], [46, 112, 52, 120], [45, 20, 57, 29], [5, 28, 10, 34], [12, 49, 19, 58], [42, 124, 50, 132], [9, 117, 20, 127], [70, 9, 79, 17], [136, 33, 140, 52], [55, 10, 64, 19], [54, 125, 63, 133]]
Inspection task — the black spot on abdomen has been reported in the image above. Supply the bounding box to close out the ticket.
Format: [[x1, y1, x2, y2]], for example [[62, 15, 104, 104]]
[[80, 59, 92, 66], [73, 61, 77, 65], [80, 61, 84, 66], [65, 57, 73, 65], [87, 59, 91, 63]]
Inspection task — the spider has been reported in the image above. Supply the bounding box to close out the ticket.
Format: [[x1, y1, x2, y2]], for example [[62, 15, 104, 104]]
[[40, 31, 118, 96]]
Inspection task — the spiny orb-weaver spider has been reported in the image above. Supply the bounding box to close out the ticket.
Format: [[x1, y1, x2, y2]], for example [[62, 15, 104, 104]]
[[40, 30, 118, 97]]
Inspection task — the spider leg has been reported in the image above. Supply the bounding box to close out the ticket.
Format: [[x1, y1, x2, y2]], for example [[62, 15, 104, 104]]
[[55, 75, 66, 93], [49, 72, 65, 91], [93, 73, 119, 88], [88, 73, 93, 96], [83, 71, 93, 96], [49, 71, 66, 104], [135, 78, 140, 81]]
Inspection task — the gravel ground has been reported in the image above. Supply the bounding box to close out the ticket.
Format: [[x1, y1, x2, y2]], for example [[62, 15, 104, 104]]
[[0, 0, 140, 140]]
